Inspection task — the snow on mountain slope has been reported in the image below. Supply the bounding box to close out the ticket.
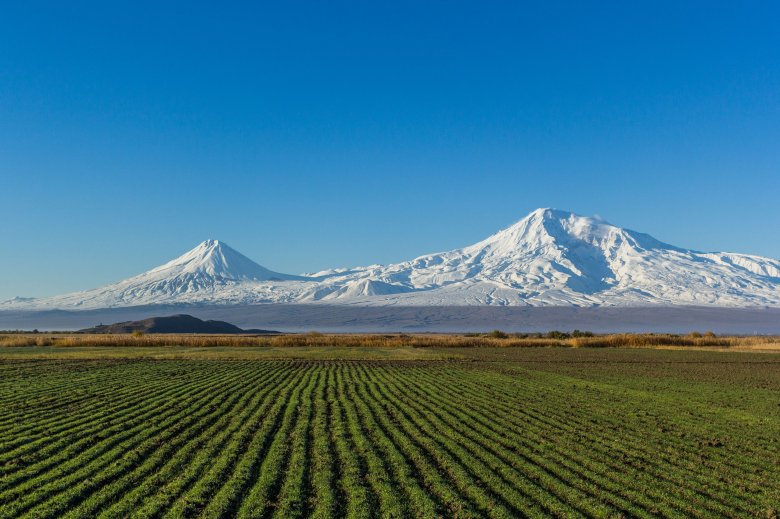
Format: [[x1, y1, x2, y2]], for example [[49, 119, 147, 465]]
[[4, 209, 780, 309], [152, 239, 296, 282], [296, 208, 780, 306], [3, 240, 305, 309]]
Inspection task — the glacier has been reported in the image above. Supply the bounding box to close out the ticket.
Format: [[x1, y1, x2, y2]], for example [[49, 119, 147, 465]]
[[4, 208, 780, 310]]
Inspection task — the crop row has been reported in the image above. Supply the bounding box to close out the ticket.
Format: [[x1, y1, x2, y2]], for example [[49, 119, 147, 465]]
[[0, 359, 777, 518]]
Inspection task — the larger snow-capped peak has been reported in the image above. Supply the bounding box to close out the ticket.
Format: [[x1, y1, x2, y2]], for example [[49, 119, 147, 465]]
[[360, 208, 665, 292], [468, 208, 671, 255], [4, 209, 780, 309], [300, 208, 780, 305]]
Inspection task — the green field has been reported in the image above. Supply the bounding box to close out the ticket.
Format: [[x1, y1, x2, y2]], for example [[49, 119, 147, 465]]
[[0, 347, 778, 517]]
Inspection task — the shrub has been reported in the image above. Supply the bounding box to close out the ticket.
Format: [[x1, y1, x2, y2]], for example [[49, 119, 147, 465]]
[[571, 329, 594, 338]]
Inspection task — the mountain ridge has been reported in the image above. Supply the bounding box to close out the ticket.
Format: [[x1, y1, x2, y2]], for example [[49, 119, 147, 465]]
[[5, 208, 780, 309]]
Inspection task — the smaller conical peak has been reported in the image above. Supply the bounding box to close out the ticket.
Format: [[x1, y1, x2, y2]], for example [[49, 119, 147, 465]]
[[197, 239, 224, 250], [184, 240, 240, 268], [150, 240, 298, 281]]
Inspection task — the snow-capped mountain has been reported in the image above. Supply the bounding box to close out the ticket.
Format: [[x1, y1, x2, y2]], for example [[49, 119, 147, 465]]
[[5, 209, 780, 309], [6, 240, 302, 309]]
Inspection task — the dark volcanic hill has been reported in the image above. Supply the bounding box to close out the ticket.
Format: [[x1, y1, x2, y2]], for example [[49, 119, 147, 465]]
[[79, 314, 278, 334]]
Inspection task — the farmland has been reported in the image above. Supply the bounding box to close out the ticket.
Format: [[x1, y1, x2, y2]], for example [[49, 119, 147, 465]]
[[0, 347, 778, 517]]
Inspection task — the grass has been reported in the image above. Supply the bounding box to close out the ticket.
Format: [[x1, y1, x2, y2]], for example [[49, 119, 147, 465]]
[[0, 345, 458, 361], [2, 331, 779, 351], [0, 347, 778, 517]]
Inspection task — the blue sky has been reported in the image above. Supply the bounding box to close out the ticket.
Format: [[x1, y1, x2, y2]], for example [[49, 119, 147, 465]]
[[1, 1, 779, 299]]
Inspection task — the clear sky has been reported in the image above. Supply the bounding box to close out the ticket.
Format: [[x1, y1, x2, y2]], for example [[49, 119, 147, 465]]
[[1, 1, 779, 300]]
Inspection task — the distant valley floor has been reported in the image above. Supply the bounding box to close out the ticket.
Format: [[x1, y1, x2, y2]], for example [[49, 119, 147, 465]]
[[2, 304, 780, 334]]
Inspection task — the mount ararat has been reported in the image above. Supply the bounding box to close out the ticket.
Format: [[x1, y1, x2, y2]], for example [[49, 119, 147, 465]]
[[5, 209, 780, 310]]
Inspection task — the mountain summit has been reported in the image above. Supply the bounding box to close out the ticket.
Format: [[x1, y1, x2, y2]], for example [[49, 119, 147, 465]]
[[151, 240, 295, 282], [4, 209, 780, 309], [5, 240, 300, 308]]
